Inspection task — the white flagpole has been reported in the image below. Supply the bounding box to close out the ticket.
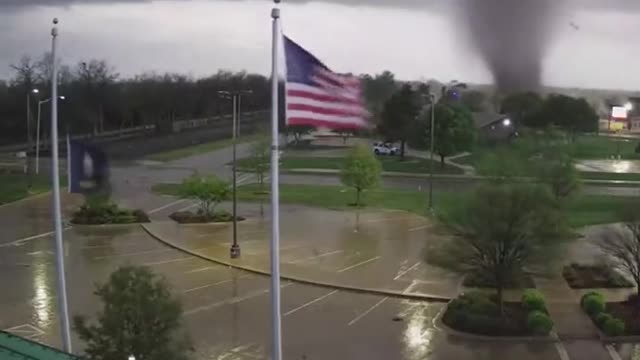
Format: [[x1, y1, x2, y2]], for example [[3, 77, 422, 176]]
[[50, 18, 72, 353], [269, 1, 283, 360]]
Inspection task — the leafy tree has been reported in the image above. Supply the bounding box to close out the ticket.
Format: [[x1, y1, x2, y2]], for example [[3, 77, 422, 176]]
[[537, 151, 580, 201], [179, 174, 231, 216], [500, 92, 544, 127], [286, 124, 315, 145], [460, 90, 487, 112], [425, 103, 475, 167], [596, 212, 640, 303], [246, 136, 271, 188], [361, 70, 397, 124], [531, 94, 599, 136], [74, 266, 191, 360], [379, 84, 421, 158], [341, 144, 382, 206], [427, 184, 569, 314]]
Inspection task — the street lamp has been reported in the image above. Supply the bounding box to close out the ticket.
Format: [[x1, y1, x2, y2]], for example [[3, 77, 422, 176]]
[[36, 96, 66, 174], [502, 118, 512, 127], [25, 88, 39, 183], [218, 89, 252, 259], [625, 102, 634, 112]]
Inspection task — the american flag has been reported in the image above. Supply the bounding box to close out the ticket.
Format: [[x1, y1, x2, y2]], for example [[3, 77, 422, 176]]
[[284, 36, 369, 129]]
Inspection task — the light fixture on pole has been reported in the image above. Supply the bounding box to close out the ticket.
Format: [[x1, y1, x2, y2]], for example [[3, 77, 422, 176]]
[[36, 95, 66, 174], [218, 89, 252, 259]]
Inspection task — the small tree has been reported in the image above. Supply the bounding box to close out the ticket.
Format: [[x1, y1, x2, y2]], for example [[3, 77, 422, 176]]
[[379, 84, 421, 158], [428, 184, 569, 314], [341, 144, 382, 206], [179, 174, 230, 216], [425, 103, 476, 167], [597, 218, 640, 304], [74, 266, 190, 360], [246, 136, 271, 188], [537, 152, 580, 201]]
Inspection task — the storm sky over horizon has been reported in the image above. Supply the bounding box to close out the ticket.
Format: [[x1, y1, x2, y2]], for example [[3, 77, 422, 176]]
[[1, 0, 639, 90]]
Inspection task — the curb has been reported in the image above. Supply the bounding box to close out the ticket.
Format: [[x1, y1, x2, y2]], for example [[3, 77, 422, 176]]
[[140, 223, 450, 303], [432, 300, 558, 343], [0, 189, 52, 209], [283, 168, 640, 186]]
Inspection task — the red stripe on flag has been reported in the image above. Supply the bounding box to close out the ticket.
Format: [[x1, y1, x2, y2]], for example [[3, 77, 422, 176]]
[[287, 103, 366, 117], [287, 90, 361, 105], [287, 117, 366, 129]]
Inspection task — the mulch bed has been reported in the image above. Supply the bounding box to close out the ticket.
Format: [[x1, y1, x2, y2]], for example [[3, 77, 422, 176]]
[[442, 300, 531, 336], [607, 300, 640, 335], [463, 272, 536, 289], [563, 263, 633, 289], [169, 211, 245, 224]]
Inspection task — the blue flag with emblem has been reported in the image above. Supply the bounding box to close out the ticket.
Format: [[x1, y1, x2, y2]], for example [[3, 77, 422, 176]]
[[67, 138, 109, 193]]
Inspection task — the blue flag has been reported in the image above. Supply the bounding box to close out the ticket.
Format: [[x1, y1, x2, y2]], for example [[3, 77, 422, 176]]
[[67, 139, 109, 193]]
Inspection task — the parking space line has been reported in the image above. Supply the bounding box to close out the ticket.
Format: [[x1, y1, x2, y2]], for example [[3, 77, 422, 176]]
[[143, 256, 193, 266], [393, 261, 421, 281], [408, 225, 429, 232], [337, 256, 381, 273], [605, 344, 621, 360], [92, 247, 173, 260], [347, 297, 388, 326], [284, 290, 338, 317], [184, 266, 218, 274], [0, 226, 72, 248], [289, 250, 344, 264], [148, 199, 187, 214], [555, 342, 571, 360], [185, 282, 291, 316], [182, 274, 252, 293]]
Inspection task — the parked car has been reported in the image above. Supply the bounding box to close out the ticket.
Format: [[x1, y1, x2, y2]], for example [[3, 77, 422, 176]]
[[372, 142, 399, 156]]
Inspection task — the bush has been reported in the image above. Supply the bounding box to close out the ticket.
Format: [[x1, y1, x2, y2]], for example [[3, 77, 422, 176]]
[[522, 290, 547, 312], [595, 312, 613, 328], [603, 317, 626, 337], [582, 292, 605, 316], [179, 175, 231, 217], [72, 202, 149, 225], [527, 310, 553, 335]]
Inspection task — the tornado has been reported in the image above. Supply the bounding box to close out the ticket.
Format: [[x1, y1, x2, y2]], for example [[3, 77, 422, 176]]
[[461, 0, 557, 92]]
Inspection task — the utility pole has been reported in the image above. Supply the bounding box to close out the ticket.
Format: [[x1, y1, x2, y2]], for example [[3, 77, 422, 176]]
[[218, 90, 252, 259]]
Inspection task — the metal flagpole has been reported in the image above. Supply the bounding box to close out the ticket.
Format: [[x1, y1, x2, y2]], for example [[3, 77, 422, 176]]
[[269, 1, 282, 359], [50, 18, 72, 353]]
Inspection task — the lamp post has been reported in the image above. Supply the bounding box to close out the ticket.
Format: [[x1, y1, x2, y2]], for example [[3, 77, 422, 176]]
[[218, 90, 252, 259], [36, 96, 65, 174], [428, 93, 436, 211], [26, 88, 39, 184]]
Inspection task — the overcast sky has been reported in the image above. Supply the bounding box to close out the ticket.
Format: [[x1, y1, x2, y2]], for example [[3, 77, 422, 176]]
[[1, 0, 639, 90]]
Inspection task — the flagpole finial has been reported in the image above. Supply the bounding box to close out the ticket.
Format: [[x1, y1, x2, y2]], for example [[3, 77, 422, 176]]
[[272, 6, 280, 18], [52, 18, 59, 37]]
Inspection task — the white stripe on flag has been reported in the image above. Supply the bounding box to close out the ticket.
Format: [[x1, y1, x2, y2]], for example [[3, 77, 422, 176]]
[[287, 110, 367, 125]]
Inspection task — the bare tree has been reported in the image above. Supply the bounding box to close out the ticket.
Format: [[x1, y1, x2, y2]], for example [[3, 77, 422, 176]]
[[76, 59, 119, 134], [597, 223, 640, 302]]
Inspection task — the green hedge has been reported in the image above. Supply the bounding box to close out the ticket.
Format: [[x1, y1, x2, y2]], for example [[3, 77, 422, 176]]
[[581, 292, 605, 316], [527, 310, 553, 335], [522, 290, 547, 313], [72, 203, 150, 225], [580, 291, 627, 336]]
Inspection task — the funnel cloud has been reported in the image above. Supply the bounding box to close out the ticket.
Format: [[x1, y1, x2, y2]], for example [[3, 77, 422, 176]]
[[461, 0, 557, 92]]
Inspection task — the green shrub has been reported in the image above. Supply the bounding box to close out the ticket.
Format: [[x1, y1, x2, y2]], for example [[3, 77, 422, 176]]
[[603, 317, 625, 337], [581, 292, 605, 315], [595, 312, 613, 328], [527, 310, 553, 335], [522, 290, 547, 312], [581, 291, 604, 306]]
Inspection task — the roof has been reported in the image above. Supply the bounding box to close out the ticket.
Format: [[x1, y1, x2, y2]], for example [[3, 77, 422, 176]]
[[472, 112, 509, 128], [0, 331, 79, 360]]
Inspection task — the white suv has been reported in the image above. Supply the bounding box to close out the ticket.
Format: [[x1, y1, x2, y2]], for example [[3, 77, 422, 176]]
[[372, 142, 399, 156]]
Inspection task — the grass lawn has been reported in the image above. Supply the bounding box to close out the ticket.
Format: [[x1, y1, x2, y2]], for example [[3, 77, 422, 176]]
[[580, 172, 640, 182], [237, 155, 464, 175], [0, 173, 52, 205], [152, 182, 634, 227], [569, 135, 639, 160], [146, 134, 263, 162]]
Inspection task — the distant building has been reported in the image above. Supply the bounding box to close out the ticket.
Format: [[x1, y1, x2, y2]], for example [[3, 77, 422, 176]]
[[473, 112, 517, 142]]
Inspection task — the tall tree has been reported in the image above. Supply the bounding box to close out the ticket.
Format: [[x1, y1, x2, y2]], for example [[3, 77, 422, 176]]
[[379, 84, 421, 158], [460, 90, 487, 112], [362, 70, 397, 124], [425, 103, 475, 167], [76, 59, 119, 134], [500, 92, 544, 127], [597, 219, 640, 304], [74, 266, 191, 360], [427, 184, 569, 314], [341, 144, 382, 206]]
